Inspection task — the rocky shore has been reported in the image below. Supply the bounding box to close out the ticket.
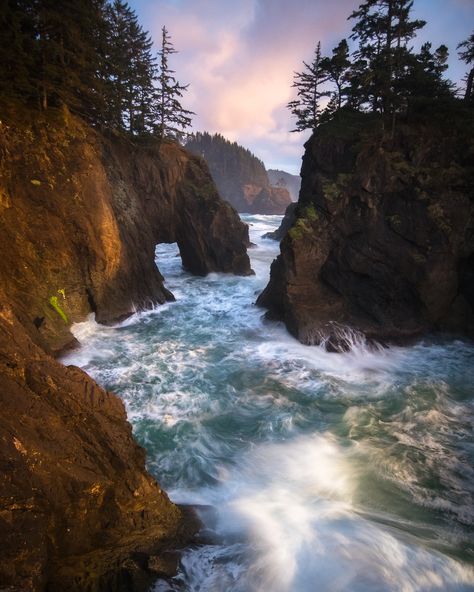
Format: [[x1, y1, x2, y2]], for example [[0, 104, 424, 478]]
[[0, 105, 251, 590]]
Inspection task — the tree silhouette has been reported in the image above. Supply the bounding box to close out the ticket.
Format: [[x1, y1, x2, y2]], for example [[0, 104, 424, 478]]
[[458, 31, 474, 102], [154, 26, 193, 140], [287, 41, 329, 132]]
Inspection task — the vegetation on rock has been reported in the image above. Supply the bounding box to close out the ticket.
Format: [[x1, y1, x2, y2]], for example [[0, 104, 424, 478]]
[[261, 1, 474, 348]]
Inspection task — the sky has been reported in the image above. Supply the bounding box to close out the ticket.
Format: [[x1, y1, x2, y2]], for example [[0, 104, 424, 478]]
[[130, 0, 474, 175]]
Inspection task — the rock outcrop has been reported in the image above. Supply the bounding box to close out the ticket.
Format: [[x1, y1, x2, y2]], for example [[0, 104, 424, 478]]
[[0, 105, 251, 590], [263, 202, 297, 241], [258, 109, 474, 348], [0, 301, 199, 591], [185, 132, 292, 214], [267, 169, 301, 202], [0, 106, 251, 355]]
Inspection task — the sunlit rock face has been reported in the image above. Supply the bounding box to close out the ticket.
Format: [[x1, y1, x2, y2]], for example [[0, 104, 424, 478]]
[[258, 110, 474, 348], [0, 106, 253, 590], [0, 107, 251, 355], [0, 302, 200, 591]]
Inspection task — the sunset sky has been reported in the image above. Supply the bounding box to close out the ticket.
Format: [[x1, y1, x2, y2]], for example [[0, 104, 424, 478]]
[[130, 0, 474, 174]]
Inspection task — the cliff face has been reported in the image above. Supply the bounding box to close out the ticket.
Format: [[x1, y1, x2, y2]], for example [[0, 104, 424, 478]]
[[0, 106, 251, 590], [0, 302, 198, 591], [185, 132, 292, 214], [267, 169, 301, 202], [258, 109, 474, 348], [0, 107, 251, 355]]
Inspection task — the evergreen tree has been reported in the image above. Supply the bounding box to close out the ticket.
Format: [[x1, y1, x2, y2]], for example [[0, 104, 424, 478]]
[[320, 39, 351, 111], [349, 0, 425, 115], [403, 42, 453, 101], [105, 1, 156, 133], [287, 41, 329, 132], [32, 0, 108, 115], [458, 31, 474, 102], [154, 26, 193, 140], [0, 0, 37, 102]]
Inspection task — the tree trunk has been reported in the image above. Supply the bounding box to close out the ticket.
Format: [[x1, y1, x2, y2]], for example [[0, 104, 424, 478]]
[[465, 68, 474, 102]]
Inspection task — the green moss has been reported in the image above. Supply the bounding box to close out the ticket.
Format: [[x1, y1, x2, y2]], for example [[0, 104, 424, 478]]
[[427, 202, 451, 234], [289, 211, 315, 241], [305, 204, 318, 221], [321, 179, 339, 201], [49, 295, 68, 324]]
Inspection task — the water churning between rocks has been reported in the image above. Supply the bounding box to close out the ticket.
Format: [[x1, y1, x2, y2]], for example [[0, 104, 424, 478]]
[[63, 215, 474, 592]]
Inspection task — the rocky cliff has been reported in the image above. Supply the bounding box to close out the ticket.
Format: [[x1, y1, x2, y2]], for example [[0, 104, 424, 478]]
[[0, 105, 251, 590], [267, 169, 301, 202], [0, 106, 251, 355], [0, 302, 198, 591], [186, 132, 292, 214], [258, 108, 474, 348]]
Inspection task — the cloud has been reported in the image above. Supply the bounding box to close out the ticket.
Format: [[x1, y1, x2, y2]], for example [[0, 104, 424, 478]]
[[134, 0, 474, 173]]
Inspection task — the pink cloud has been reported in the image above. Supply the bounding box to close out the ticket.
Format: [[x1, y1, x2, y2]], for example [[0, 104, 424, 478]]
[[135, 0, 472, 173]]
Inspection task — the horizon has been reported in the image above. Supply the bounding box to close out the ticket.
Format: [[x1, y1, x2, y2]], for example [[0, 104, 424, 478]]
[[130, 0, 474, 175]]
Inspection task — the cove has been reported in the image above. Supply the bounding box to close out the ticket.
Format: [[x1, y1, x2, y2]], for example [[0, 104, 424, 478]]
[[63, 214, 474, 592]]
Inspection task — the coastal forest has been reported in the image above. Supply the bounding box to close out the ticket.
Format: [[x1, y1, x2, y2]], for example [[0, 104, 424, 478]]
[[0, 1, 473, 592]]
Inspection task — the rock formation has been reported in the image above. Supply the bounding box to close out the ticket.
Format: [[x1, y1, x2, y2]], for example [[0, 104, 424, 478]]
[[0, 301, 199, 591], [0, 106, 251, 355], [0, 105, 251, 590], [258, 109, 474, 348], [267, 169, 301, 202], [263, 203, 297, 241], [186, 132, 292, 214]]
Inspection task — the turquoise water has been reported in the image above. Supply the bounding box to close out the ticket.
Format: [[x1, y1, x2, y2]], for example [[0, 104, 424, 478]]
[[64, 215, 474, 592]]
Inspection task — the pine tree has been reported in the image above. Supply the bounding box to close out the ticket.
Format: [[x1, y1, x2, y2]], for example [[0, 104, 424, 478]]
[[0, 0, 37, 103], [349, 0, 425, 115], [33, 0, 108, 116], [403, 42, 453, 101], [458, 31, 474, 103], [154, 26, 193, 140], [320, 39, 351, 110], [287, 41, 329, 132], [105, 1, 156, 133]]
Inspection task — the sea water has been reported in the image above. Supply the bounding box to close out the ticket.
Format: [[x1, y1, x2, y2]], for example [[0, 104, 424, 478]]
[[63, 214, 474, 592]]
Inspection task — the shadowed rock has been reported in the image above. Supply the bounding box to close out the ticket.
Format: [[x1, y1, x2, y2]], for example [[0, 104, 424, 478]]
[[258, 109, 474, 346]]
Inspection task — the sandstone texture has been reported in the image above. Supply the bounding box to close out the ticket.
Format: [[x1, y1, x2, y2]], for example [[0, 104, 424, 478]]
[[0, 302, 199, 591], [258, 109, 474, 348], [0, 106, 251, 590], [0, 107, 251, 355]]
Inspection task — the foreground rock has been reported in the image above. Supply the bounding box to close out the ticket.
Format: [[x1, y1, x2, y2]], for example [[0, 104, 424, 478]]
[[258, 109, 474, 348], [0, 107, 251, 355], [0, 302, 199, 591], [0, 106, 251, 589]]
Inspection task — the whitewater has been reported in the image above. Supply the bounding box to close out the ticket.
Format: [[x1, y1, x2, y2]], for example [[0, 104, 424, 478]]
[[63, 214, 474, 592]]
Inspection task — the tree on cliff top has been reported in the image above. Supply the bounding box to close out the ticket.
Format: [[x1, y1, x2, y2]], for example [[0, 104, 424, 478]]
[[458, 31, 474, 102], [320, 39, 351, 111], [154, 26, 193, 140], [287, 42, 329, 132], [105, 0, 156, 134], [0, 1, 193, 139], [349, 0, 426, 117]]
